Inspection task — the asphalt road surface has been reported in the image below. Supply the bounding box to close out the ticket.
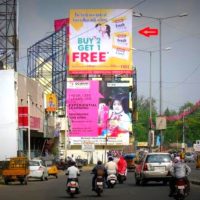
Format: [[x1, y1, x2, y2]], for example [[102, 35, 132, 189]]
[[0, 170, 200, 200]]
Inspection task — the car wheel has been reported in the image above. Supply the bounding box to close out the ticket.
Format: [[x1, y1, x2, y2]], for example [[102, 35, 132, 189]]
[[41, 174, 45, 181], [135, 174, 140, 185], [140, 178, 147, 186]]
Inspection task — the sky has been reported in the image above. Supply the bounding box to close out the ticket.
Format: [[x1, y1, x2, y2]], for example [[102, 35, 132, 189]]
[[18, 0, 200, 113]]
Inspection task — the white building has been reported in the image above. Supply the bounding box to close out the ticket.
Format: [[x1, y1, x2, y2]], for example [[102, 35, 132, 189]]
[[0, 69, 46, 160]]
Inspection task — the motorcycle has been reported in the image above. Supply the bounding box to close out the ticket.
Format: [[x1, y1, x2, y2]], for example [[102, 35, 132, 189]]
[[117, 172, 126, 184], [94, 175, 104, 196], [173, 178, 189, 200], [106, 173, 117, 188], [66, 179, 80, 198]]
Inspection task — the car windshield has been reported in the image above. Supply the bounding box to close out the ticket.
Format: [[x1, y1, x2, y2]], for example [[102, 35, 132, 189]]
[[185, 152, 192, 156], [146, 154, 171, 163], [29, 161, 39, 166]]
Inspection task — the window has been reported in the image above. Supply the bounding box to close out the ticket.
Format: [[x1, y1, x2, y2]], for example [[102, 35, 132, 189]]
[[146, 154, 171, 163]]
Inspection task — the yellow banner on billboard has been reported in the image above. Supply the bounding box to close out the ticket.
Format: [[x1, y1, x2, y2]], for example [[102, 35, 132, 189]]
[[69, 9, 133, 74], [46, 93, 57, 112]]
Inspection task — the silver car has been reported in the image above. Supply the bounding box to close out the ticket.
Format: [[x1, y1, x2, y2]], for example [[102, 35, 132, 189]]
[[135, 152, 172, 185], [185, 152, 195, 163], [28, 159, 48, 181]]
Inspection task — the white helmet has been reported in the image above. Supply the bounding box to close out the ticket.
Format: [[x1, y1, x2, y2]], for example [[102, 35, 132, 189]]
[[174, 156, 180, 163]]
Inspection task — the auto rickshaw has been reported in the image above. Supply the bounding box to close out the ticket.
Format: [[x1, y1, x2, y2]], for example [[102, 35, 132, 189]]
[[124, 153, 136, 171], [44, 160, 58, 178]]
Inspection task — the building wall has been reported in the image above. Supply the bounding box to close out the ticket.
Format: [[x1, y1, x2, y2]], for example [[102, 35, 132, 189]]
[[17, 74, 45, 132], [0, 70, 18, 160]]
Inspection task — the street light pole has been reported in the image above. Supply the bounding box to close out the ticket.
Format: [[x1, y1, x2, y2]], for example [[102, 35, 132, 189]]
[[133, 12, 188, 151]]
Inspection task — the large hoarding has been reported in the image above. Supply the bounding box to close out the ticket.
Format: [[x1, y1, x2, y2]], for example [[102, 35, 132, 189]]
[[69, 9, 133, 74], [66, 80, 132, 145]]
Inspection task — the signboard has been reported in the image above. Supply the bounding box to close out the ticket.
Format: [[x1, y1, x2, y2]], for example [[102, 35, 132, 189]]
[[156, 116, 167, 130], [82, 140, 95, 152], [193, 144, 200, 152], [18, 106, 28, 128], [69, 9, 133, 74], [46, 93, 58, 112], [66, 80, 132, 145], [148, 130, 155, 147], [18, 107, 40, 130]]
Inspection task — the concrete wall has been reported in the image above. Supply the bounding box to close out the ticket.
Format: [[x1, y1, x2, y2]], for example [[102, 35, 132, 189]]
[[17, 73, 45, 132], [0, 70, 18, 160]]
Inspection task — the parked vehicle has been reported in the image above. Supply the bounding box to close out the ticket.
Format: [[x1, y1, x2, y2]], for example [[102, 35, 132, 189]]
[[106, 173, 117, 188], [172, 178, 189, 200], [28, 159, 48, 181], [2, 157, 29, 185], [135, 152, 172, 185], [94, 175, 104, 196], [66, 179, 80, 198], [44, 160, 58, 178]]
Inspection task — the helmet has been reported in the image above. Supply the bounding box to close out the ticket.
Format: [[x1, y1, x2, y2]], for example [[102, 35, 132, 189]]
[[174, 156, 180, 163], [108, 156, 113, 161], [97, 160, 102, 165]]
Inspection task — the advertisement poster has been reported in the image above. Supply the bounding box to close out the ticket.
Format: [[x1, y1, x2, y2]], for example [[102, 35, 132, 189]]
[[67, 80, 131, 145], [69, 9, 133, 74], [46, 93, 58, 112], [67, 80, 102, 137]]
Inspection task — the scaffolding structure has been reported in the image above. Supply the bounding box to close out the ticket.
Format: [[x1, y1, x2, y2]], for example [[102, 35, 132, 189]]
[[0, 0, 17, 70], [27, 26, 67, 108]]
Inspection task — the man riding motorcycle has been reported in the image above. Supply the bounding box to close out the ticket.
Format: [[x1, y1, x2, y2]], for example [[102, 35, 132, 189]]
[[91, 160, 106, 191], [169, 156, 191, 197], [105, 156, 118, 176], [65, 161, 80, 193]]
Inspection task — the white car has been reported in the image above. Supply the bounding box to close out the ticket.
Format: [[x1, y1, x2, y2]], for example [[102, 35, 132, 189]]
[[28, 159, 48, 181]]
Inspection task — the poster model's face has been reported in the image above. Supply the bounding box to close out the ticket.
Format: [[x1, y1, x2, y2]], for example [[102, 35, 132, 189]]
[[113, 100, 123, 114]]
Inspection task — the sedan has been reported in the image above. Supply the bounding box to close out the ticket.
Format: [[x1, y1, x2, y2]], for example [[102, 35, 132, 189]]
[[28, 159, 48, 181], [135, 152, 172, 185]]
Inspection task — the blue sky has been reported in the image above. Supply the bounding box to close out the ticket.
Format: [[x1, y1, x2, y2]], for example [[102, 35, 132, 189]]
[[18, 0, 200, 112]]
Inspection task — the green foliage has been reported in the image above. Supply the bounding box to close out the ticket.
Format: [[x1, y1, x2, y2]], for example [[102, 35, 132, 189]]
[[134, 97, 200, 146]]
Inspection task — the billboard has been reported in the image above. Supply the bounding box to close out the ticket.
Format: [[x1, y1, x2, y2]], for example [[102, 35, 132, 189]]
[[46, 93, 58, 112], [69, 9, 133, 74], [66, 80, 132, 145]]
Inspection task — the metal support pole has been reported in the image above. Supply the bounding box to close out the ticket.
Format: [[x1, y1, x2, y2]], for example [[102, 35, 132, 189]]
[[28, 93, 31, 160], [159, 19, 163, 152], [182, 114, 185, 148]]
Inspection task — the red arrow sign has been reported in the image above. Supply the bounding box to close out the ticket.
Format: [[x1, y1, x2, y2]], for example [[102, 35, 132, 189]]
[[139, 27, 158, 37]]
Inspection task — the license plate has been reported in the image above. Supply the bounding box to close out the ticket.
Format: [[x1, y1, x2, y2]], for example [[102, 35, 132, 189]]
[[178, 185, 185, 189], [154, 166, 165, 171], [111, 180, 115, 184], [70, 188, 76, 191], [97, 182, 103, 185]]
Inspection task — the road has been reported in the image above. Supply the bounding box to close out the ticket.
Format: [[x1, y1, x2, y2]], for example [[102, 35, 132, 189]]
[[0, 169, 200, 200]]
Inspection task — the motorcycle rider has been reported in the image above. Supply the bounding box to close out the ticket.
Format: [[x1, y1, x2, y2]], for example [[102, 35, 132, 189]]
[[168, 156, 191, 197], [91, 160, 106, 191], [65, 161, 80, 193], [105, 156, 118, 177], [117, 156, 127, 178]]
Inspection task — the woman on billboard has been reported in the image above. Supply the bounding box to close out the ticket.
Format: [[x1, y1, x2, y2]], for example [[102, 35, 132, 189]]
[[98, 93, 131, 137]]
